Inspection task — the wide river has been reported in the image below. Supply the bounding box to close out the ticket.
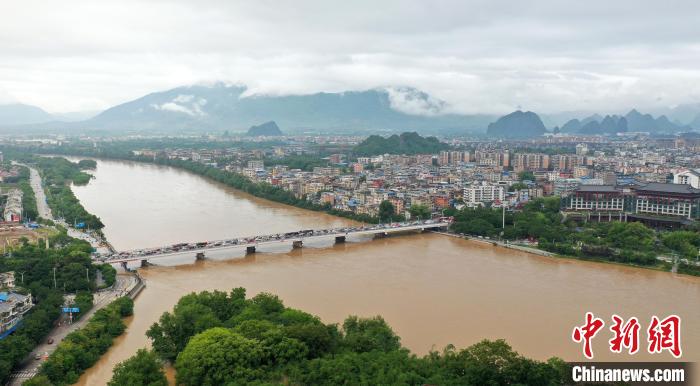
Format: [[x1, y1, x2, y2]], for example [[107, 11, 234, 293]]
[[68, 158, 700, 385]]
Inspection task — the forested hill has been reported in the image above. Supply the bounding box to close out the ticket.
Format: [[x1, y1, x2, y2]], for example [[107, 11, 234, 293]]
[[353, 132, 448, 156]]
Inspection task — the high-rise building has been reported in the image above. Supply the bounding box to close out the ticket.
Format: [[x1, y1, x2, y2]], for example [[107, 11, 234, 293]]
[[512, 153, 550, 172], [463, 183, 505, 205]]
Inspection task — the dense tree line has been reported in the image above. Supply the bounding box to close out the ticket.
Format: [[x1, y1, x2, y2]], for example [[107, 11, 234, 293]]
[[134, 288, 569, 385], [13, 165, 40, 220], [450, 197, 699, 271], [30, 297, 134, 386], [13, 143, 384, 224], [0, 234, 102, 384], [265, 154, 329, 171], [2, 143, 393, 224], [28, 157, 104, 229], [0, 233, 100, 292], [98, 263, 117, 288], [108, 349, 167, 386]]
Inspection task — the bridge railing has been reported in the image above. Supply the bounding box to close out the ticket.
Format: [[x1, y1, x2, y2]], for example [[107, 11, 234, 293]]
[[99, 220, 449, 261]]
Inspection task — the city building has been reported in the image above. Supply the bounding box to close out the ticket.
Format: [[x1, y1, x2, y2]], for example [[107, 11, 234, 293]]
[[2, 189, 22, 222], [0, 272, 14, 289], [512, 153, 549, 172], [0, 291, 33, 339], [562, 182, 700, 226], [463, 183, 505, 206], [674, 169, 700, 189], [632, 182, 700, 221], [247, 160, 265, 170]]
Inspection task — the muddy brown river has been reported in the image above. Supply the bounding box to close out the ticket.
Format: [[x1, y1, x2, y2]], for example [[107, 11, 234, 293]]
[[66, 158, 700, 385]]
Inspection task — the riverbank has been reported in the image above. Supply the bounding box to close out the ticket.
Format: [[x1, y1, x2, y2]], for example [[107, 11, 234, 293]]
[[431, 230, 699, 279], [17, 161, 114, 254], [33, 148, 384, 224], [43, 150, 700, 277], [55, 157, 700, 385]]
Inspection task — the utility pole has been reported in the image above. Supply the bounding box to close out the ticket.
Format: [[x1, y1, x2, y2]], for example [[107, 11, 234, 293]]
[[86, 268, 89, 284], [53, 267, 57, 289], [502, 204, 506, 229]]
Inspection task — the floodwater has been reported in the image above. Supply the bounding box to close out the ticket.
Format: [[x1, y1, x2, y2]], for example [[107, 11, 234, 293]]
[[67, 158, 700, 385]]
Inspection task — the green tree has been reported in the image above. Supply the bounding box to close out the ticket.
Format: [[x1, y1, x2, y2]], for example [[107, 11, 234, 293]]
[[409, 204, 431, 220], [378, 200, 395, 222], [517, 170, 535, 181], [662, 231, 700, 259], [175, 328, 267, 386], [108, 349, 167, 386], [22, 375, 53, 386], [342, 316, 401, 353]]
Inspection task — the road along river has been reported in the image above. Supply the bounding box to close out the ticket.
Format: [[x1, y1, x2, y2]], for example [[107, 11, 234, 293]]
[[63, 158, 700, 385]]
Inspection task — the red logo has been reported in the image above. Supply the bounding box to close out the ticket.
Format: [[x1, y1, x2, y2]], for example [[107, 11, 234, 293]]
[[572, 313, 682, 359], [647, 315, 682, 358], [609, 315, 640, 355], [572, 312, 605, 359]]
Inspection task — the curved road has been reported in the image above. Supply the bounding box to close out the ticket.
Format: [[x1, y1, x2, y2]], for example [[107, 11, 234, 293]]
[[14, 163, 54, 220], [6, 162, 133, 385]]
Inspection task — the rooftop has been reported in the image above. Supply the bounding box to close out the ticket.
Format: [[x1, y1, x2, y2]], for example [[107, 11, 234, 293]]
[[576, 185, 620, 193], [634, 182, 700, 194]]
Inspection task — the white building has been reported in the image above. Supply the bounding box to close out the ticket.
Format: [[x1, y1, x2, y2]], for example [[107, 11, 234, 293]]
[[674, 169, 700, 189], [0, 292, 33, 338], [0, 272, 14, 289], [247, 160, 265, 170], [463, 183, 505, 206]]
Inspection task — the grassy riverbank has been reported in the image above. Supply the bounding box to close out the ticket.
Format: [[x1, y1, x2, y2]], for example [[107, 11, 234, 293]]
[[447, 202, 700, 276], [5, 144, 699, 277], [6, 145, 382, 224]]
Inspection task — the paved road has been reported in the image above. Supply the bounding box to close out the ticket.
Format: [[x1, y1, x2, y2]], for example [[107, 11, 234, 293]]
[[7, 274, 137, 386], [15, 161, 112, 254], [14, 163, 53, 221]]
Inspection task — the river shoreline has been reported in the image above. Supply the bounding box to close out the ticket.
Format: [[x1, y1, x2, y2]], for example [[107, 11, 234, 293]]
[[49, 152, 697, 279], [58, 156, 699, 385]]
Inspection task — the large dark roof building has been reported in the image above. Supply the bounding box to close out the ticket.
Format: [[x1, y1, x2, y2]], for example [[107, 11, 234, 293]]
[[562, 182, 700, 227]]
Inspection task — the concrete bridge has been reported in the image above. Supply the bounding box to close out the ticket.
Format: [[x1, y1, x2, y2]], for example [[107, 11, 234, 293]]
[[98, 220, 450, 267]]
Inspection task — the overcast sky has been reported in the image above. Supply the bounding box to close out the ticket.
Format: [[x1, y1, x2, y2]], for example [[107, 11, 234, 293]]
[[1, 0, 700, 115]]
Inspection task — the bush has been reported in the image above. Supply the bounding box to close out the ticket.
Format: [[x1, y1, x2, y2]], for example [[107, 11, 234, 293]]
[[38, 297, 133, 386], [108, 349, 167, 386], [99, 264, 117, 288], [146, 288, 567, 385]]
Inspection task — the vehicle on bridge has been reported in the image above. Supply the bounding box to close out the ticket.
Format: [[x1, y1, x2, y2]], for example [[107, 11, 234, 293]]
[[95, 220, 451, 263]]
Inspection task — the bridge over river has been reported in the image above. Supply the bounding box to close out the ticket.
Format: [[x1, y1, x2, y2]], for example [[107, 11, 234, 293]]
[[98, 220, 450, 267]]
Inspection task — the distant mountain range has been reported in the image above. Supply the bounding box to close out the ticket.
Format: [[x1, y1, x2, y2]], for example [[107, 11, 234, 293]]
[[0, 103, 98, 126], [6, 84, 491, 134], [558, 109, 691, 135], [1, 82, 699, 137]]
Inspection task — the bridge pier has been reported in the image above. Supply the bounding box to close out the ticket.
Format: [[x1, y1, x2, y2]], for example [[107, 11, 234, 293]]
[[335, 235, 346, 243], [246, 246, 256, 254], [140, 259, 149, 268], [292, 240, 303, 249], [195, 252, 206, 260]]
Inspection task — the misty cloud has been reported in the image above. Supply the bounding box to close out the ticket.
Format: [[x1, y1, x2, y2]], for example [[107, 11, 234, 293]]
[[1, 0, 699, 114]]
